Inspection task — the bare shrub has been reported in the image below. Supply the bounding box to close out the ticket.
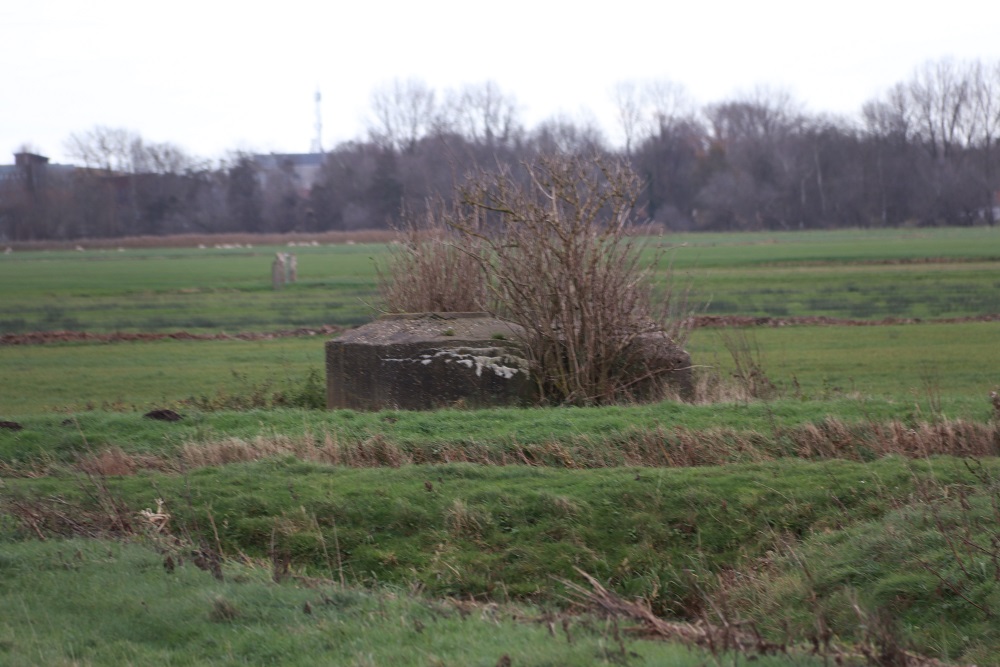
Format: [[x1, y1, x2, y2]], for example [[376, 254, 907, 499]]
[[717, 328, 776, 400], [439, 153, 691, 405], [376, 206, 490, 314], [376, 153, 691, 405]]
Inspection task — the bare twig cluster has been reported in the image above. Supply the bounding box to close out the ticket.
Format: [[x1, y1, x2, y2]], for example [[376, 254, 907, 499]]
[[376, 205, 490, 314], [561, 568, 784, 656], [462, 155, 689, 404], [380, 153, 691, 406], [565, 568, 959, 667], [716, 328, 777, 400], [912, 459, 1000, 620]]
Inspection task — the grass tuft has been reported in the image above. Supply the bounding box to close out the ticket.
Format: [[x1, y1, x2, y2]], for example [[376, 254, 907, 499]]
[[209, 595, 240, 623]]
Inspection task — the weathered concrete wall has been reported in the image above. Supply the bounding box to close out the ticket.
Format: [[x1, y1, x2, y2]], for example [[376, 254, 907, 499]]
[[326, 313, 533, 410]]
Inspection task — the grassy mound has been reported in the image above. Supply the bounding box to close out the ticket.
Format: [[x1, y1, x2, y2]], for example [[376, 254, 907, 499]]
[[4, 456, 998, 662]]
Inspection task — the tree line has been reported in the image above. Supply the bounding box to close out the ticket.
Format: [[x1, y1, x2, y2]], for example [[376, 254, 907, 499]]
[[3, 58, 1000, 241]]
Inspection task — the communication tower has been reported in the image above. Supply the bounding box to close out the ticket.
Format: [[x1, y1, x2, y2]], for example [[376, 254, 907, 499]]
[[311, 89, 324, 153]]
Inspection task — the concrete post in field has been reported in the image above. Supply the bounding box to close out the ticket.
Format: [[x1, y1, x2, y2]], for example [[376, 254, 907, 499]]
[[272, 253, 287, 290], [286, 253, 298, 283]]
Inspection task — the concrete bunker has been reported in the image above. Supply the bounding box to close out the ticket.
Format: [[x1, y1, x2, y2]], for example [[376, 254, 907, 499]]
[[326, 313, 533, 411], [327, 312, 694, 411]]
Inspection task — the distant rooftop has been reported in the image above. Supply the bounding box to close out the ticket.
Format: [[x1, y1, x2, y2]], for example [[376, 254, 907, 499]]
[[0, 152, 75, 183], [252, 153, 325, 168]]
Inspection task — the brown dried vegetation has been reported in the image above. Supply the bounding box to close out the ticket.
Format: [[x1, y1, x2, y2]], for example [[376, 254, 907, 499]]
[[378, 153, 692, 406], [563, 569, 958, 667], [1, 417, 988, 479]]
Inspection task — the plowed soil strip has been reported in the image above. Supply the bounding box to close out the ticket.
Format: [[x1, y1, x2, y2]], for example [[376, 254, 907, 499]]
[[3, 314, 999, 346]]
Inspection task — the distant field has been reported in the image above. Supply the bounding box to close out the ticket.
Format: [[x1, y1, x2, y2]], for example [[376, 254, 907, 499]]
[[0, 243, 382, 333], [1, 227, 999, 334], [1, 227, 998, 416]]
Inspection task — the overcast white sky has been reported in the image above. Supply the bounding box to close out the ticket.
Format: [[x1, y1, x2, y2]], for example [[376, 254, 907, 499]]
[[4, 0, 1000, 164]]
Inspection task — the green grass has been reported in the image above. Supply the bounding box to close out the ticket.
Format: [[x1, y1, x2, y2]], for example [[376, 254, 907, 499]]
[[1, 321, 995, 417], [724, 478, 1000, 664], [657, 226, 1000, 268], [0, 397, 995, 473], [680, 261, 1000, 319], [1, 458, 987, 602], [658, 227, 1000, 318], [0, 244, 381, 334], [2, 228, 999, 334], [689, 321, 999, 404], [2, 538, 797, 667], [3, 457, 997, 663], [0, 338, 322, 415]]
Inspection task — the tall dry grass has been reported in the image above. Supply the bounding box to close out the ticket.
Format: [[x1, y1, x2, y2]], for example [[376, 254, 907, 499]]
[[53, 418, 1000, 479], [375, 207, 491, 314]]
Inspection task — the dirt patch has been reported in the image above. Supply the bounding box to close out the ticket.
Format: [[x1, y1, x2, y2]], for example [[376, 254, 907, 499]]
[[3, 314, 999, 347], [690, 313, 1000, 328], [143, 408, 183, 422], [0, 325, 343, 346]]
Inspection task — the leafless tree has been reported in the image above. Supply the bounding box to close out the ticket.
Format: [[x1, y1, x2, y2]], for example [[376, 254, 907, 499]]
[[698, 88, 807, 229], [907, 59, 974, 159], [861, 84, 917, 225], [704, 86, 802, 144], [442, 81, 521, 148], [969, 60, 1000, 223], [644, 79, 695, 138], [612, 81, 644, 156], [65, 126, 139, 173], [612, 79, 695, 152], [529, 113, 607, 155], [862, 83, 913, 141], [367, 78, 438, 153]]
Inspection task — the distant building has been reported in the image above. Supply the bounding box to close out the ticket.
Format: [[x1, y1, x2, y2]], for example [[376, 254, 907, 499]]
[[0, 152, 77, 240], [0, 152, 76, 204], [0, 152, 75, 190], [251, 153, 325, 197]]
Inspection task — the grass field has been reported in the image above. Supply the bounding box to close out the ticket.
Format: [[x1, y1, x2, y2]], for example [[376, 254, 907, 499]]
[[1, 320, 996, 417], [0, 537, 828, 667], [2, 227, 1000, 665], [1, 227, 999, 334]]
